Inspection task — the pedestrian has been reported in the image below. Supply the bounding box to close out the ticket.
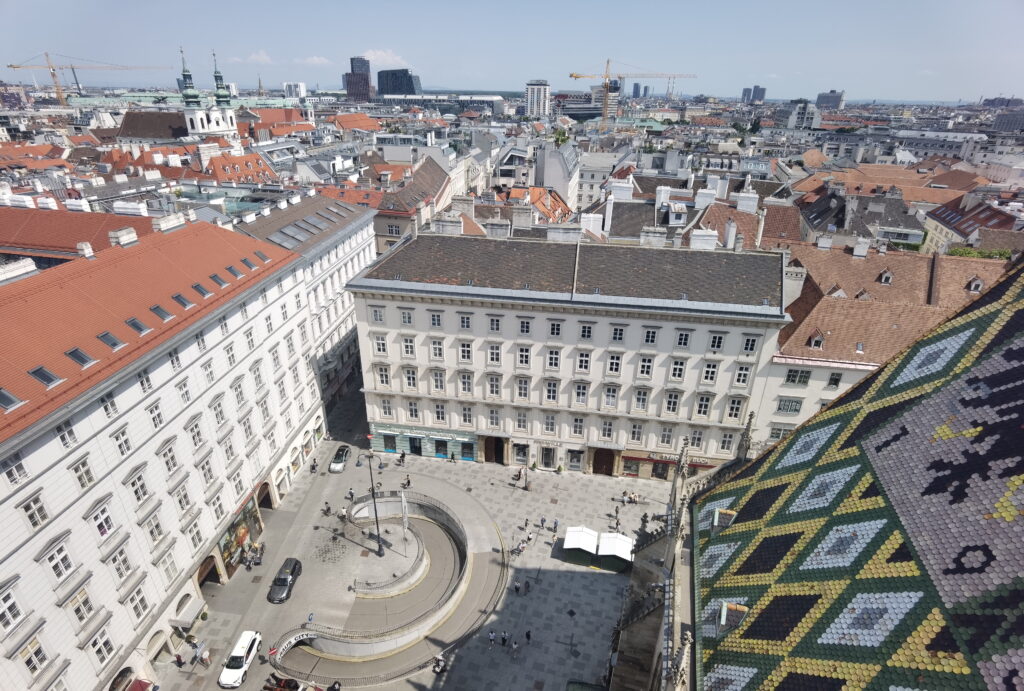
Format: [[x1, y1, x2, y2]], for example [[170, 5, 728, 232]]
[[615, 505, 620, 517], [511, 640, 519, 658], [310, 461, 317, 474], [518, 540, 526, 553], [347, 488, 355, 501], [514, 580, 521, 595], [526, 630, 532, 644], [400, 451, 406, 466], [450, 452, 456, 463], [552, 518, 559, 533], [523, 517, 529, 529], [488, 630, 496, 647], [540, 516, 546, 529], [501, 631, 508, 647], [200, 649, 211, 668], [615, 519, 621, 532], [621, 491, 627, 505], [527, 531, 534, 543], [323, 501, 331, 515], [525, 579, 531, 594]]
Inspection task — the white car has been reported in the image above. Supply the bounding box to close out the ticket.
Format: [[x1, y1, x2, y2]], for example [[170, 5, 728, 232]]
[[218, 630, 261, 688], [328, 445, 350, 473]]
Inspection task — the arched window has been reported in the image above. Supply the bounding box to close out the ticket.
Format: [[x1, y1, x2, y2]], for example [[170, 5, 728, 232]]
[[189, 117, 195, 130]]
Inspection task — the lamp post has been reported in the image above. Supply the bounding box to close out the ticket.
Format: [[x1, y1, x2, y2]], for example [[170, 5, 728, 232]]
[[358, 452, 386, 557]]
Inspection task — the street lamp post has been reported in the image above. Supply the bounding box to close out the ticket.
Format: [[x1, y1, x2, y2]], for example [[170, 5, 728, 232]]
[[358, 452, 386, 557]]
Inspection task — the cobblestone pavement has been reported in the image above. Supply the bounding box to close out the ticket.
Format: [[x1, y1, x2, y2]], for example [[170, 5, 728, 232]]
[[153, 384, 672, 691]]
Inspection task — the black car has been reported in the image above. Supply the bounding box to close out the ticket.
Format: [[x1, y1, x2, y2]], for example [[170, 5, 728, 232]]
[[268, 558, 302, 603]]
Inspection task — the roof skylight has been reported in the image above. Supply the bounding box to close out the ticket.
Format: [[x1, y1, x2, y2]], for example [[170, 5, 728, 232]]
[[66, 348, 97, 368], [97, 331, 125, 350], [193, 283, 213, 298], [172, 293, 195, 309], [29, 366, 62, 388], [226, 265, 243, 278], [241, 258, 257, 270], [150, 305, 174, 322], [210, 273, 228, 288], [0, 388, 23, 412], [254, 250, 271, 263], [126, 318, 151, 335]]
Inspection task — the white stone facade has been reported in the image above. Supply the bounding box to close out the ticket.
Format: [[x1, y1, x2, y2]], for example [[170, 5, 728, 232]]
[[352, 290, 788, 478], [0, 266, 325, 690]]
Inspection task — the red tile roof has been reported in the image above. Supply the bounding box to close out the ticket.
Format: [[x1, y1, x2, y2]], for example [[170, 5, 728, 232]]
[[268, 123, 316, 137], [327, 113, 381, 132], [698, 203, 758, 245], [317, 185, 383, 208], [759, 204, 802, 247], [0, 206, 158, 255], [926, 196, 1019, 239], [250, 108, 306, 125], [0, 223, 300, 441]]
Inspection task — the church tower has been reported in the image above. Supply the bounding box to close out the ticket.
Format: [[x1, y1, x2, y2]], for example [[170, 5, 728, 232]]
[[181, 49, 240, 148]]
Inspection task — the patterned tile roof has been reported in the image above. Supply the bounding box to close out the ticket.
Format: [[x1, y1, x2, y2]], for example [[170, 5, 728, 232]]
[[693, 259, 1024, 690]]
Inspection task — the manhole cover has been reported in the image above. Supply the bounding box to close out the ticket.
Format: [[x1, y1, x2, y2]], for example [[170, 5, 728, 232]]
[[550, 498, 559, 504], [251, 576, 263, 584], [360, 550, 370, 557]]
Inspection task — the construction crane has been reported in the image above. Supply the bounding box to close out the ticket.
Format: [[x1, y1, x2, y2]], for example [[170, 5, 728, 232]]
[[7, 52, 169, 106], [569, 59, 697, 131]]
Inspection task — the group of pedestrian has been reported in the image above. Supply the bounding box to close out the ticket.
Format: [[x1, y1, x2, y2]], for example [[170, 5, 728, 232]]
[[489, 629, 531, 657], [621, 491, 641, 504], [512, 579, 532, 595]]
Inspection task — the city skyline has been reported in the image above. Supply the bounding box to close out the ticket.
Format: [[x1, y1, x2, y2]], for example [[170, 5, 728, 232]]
[[3, 0, 1023, 102]]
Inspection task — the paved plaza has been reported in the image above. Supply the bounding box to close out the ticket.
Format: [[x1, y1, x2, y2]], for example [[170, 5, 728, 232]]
[[152, 389, 672, 690]]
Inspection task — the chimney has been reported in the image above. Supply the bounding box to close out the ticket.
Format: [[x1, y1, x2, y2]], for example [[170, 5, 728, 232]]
[[852, 236, 870, 258], [603, 194, 615, 234], [77, 242, 95, 259], [655, 185, 672, 209], [734, 233, 745, 252], [484, 220, 511, 238], [108, 227, 139, 247], [0, 258, 37, 283], [843, 195, 858, 231], [511, 200, 533, 230], [451, 195, 475, 220], [36, 197, 58, 210], [733, 191, 759, 215], [695, 188, 716, 210], [717, 176, 729, 200], [639, 226, 667, 248], [725, 218, 738, 249], [816, 234, 833, 250], [64, 199, 92, 212]]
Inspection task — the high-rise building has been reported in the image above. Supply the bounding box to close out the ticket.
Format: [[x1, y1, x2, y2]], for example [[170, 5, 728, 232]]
[[815, 89, 846, 110], [344, 73, 371, 102], [525, 79, 551, 117], [642, 85, 650, 98], [751, 84, 766, 103], [350, 56, 370, 76], [741, 87, 752, 104], [632, 82, 641, 99], [377, 69, 422, 96], [282, 82, 307, 99]]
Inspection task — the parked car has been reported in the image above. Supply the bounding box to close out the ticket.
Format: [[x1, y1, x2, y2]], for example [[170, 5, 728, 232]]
[[218, 630, 261, 688], [328, 445, 350, 473], [268, 558, 303, 603]]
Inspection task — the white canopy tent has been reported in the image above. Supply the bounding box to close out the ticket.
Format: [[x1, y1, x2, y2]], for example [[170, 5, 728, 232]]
[[597, 532, 635, 563], [563, 526, 599, 553]]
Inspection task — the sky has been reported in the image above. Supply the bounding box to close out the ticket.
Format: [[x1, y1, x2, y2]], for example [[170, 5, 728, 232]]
[[2, 0, 1023, 103]]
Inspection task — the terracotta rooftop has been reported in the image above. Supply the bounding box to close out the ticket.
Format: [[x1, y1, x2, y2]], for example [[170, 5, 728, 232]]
[[0, 206, 158, 256], [698, 203, 759, 246], [759, 204, 802, 247], [0, 224, 299, 441]]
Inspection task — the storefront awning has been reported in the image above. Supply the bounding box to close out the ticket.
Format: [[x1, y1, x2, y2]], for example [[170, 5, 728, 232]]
[[597, 532, 635, 562], [563, 526, 599, 554], [167, 596, 205, 628]]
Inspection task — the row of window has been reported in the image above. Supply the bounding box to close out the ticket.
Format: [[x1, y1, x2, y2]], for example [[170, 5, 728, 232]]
[[368, 309, 760, 352]]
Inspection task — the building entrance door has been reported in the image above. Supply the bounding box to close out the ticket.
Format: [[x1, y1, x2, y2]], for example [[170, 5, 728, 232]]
[[593, 448, 615, 476], [483, 437, 505, 463], [409, 437, 422, 456]]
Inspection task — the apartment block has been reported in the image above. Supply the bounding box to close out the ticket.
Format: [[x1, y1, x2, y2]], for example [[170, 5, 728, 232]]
[[0, 224, 325, 690]]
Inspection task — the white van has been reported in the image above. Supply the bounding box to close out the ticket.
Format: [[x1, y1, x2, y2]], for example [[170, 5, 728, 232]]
[[218, 630, 261, 688]]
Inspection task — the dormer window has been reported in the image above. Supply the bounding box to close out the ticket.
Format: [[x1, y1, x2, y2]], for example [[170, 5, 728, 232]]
[[967, 277, 983, 293], [29, 366, 62, 388], [855, 289, 872, 300], [826, 284, 846, 298], [809, 332, 824, 349], [66, 348, 97, 368], [879, 270, 893, 285], [855, 342, 865, 354]]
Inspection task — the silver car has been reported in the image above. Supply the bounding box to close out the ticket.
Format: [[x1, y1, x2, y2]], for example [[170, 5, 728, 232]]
[[328, 445, 350, 473]]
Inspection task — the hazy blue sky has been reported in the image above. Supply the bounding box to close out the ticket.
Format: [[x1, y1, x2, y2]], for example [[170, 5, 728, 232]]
[[3, 0, 1022, 102]]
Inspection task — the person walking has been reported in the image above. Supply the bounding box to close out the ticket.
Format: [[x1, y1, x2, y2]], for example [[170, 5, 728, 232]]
[[488, 630, 496, 647], [501, 631, 509, 647], [514, 580, 521, 595], [615, 505, 620, 517], [540, 516, 546, 530], [399, 451, 406, 466], [347, 488, 355, 501], [449, 452, 456, 463], [527, 531, 534, 544], [511, 640, 519, 658], [523, 517, 529, 529], [525, 630, 532, 645], [552, 518, 559, 533], [323, 502, 331, 515], [525, 579, 531, 594], [200, 649, 211, 668]]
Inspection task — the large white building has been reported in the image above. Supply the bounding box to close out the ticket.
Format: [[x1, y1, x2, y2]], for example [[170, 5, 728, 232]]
[[234, 191, 377, 404], [350, 235, 791, 478], [525, 80, 551, 118], [0, 222, 325, 691]]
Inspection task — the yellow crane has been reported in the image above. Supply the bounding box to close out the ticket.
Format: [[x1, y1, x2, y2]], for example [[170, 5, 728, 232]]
[[7, 52, 169, 106], [569, 59, 697, 130]]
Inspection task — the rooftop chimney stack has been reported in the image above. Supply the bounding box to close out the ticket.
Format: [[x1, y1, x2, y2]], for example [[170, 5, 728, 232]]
[[108, 227, 139, 248], [725, 218, 738, 249], [77, 242, 94, 259]]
